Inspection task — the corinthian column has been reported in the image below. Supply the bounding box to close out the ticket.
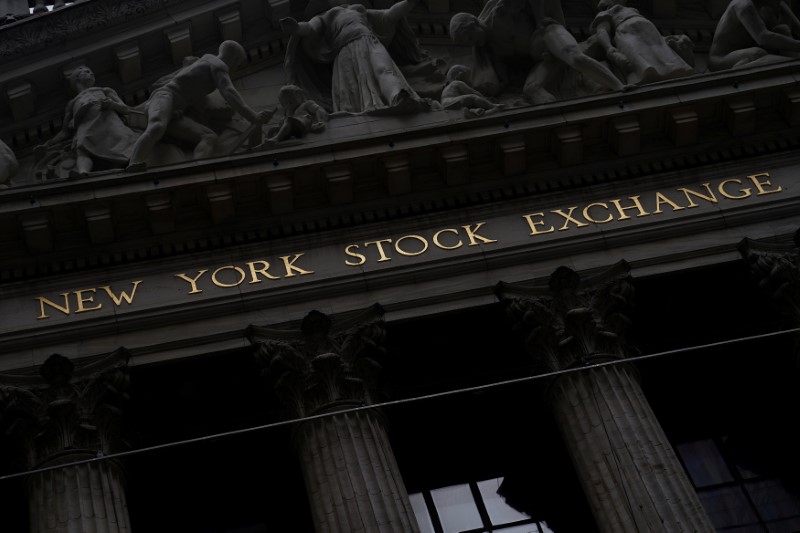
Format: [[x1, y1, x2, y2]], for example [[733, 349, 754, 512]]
[[739, 229, 800, 357], [497, 262, 713, 533], [247, 305, 419, 533], [0, 350, 132, 533]]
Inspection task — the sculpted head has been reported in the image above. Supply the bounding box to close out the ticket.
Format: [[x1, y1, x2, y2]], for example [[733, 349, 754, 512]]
[[449, 13, 486, 46], [279, 84, 307, 113], [67, 65, 96, 92], [218, 40, 248, 69], [446, 64, 472, 83]]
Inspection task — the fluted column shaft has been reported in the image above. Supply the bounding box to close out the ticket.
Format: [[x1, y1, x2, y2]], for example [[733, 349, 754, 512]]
[[295, 407, 417, 533], [497, 263, 713, 533], [549, 364, 710, 533], [27, 453, 131, 533]]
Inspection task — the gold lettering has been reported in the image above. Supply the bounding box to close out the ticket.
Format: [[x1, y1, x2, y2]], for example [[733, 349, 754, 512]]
[[395, 235, 429, 256], [246, 261, 280, 283], [522, 213, 555, 235], [653, 192, 685, 214], [462, 223, 497, 246], [36, 293, 71, 319], [74, 288, 102, 313], [677, 183, 718, 208], [281, 254, 314, 277], [552, 207, 589, 231], [718, 179, 752, 200], [212, 266, 246, 288], [100, 281, 142, 306], [344, 244, 367, 266], [610, 196, 650, 220], [747, 172, 782, 195], [175, 270, 208, 294], [432, 229, 463, 250], [583, 203, 613, 224], [364, 239, 393, 262]]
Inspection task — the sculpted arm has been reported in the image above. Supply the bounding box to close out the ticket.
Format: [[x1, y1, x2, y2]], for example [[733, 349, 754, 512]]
[[280, 15, 323, 37], [736, 0, 800, 50], [779, 1, 800, 35], [382, 0, 420, 23], [308, 101, 329, 124], [212, 67, 270, 124], [47, 102, 75, 146], [593, 18, 632, 70], [102, 88, 131, 115]]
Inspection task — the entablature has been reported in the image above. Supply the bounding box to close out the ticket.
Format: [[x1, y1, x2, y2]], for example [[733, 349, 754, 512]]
[[1, 58, 799, 281]]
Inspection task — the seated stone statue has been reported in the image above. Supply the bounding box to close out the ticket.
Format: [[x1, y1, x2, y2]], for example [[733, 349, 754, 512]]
[[35, 66, 137, 178], [281, 0, 435, 114], [0, 138, 18, 188], [126, 40, 273, 172], [266, 85, 329, 143], [441, 65, 504, 117], [709, 0, 800, 71], [449, 0, 627, 105], [590, 0, 694, 84]]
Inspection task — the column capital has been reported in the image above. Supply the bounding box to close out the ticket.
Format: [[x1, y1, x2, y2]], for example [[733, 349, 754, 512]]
[[739, 229, 800, 326], [496, 261, 633, 371], [247, 304, 386, 417], [0, 349, 130, 469]]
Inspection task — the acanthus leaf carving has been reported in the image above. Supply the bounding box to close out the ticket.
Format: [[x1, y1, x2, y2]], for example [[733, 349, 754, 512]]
[[248, 304, 387, 417], [0, 350, 130, 469], [497, 261, 634, 372], [739, 230, 800, 326]]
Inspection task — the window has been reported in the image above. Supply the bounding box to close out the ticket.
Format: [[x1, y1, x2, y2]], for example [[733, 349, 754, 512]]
[[411, 477, 554, 533], [677, 437, 800, 532]]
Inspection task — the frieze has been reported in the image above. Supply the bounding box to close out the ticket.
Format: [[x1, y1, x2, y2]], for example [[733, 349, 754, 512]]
[[1, 0, 799, 190], [11, 171, 784, 325]]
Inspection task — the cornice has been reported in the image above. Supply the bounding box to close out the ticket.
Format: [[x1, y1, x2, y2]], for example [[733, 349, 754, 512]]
[[0, 0, 191, 60]]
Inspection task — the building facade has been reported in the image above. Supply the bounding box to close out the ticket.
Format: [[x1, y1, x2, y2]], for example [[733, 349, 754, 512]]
[[1, 0, 799, 531]]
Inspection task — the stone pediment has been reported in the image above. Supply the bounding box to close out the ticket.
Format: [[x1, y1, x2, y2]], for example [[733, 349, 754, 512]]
[[1, 0, 799, 280]]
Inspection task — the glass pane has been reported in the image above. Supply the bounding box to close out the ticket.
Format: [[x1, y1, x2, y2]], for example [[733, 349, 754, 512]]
[[409, 492, 436, 533], [699, 486, 759, 528], [491, 524, 541, 533], [745, 479, 800, 521], [722, 435, 764, 480], [766, 516, 800, 533], [677, 440, 734, 487], [477, 478, 531, 525], [431, 484, 484, 533]]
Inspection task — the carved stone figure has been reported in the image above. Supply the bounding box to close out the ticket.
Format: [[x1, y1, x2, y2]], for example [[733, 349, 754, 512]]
[[0, 138, 18, 188], [590, 0, 695, 84], [449, 0, 626, 104], [266, 84, 329, 143], [441, 65, 504, 117], [126, 40, 273, 172], [35, 66, 137, 178], [281, 0, 433, 114], [709, 0, 800, 71]]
